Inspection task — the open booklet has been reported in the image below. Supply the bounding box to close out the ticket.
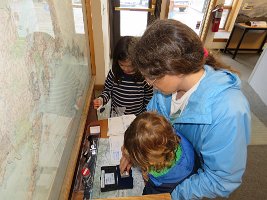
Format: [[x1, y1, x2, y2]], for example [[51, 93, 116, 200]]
[[108, 114, 136, 164]]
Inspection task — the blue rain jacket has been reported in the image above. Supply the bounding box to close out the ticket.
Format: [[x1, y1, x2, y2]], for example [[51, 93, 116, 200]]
[[147, 65, 251, 199]]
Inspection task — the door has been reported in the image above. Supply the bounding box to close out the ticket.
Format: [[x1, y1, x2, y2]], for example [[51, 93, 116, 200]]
[[109, 0, 161, 54], [167, 0, 210, 36]]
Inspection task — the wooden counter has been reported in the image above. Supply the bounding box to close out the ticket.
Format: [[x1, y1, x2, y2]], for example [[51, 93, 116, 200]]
[[96, 193, 171, 200], [73, 192, 171, 200]]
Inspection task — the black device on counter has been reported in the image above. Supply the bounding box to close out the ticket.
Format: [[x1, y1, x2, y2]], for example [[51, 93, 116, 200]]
[[100, 165, 133, 192]]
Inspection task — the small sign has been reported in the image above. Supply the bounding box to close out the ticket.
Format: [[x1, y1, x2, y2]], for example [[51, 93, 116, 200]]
[[89, 126, 100, 135]]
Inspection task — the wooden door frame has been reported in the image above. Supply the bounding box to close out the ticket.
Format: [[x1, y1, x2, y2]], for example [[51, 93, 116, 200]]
[[109, 0, 120, 57], [85, 0, 96, 76]]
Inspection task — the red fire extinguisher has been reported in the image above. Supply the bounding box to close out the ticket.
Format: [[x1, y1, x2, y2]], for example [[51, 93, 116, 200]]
[[211, 5, 224, 32]]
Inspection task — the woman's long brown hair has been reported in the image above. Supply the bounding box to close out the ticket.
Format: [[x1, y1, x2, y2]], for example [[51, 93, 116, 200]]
[[132, 19, 239, 80]]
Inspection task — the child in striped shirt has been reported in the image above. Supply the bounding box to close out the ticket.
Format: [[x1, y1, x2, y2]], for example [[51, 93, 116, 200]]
[[93, 36, 153, 116]]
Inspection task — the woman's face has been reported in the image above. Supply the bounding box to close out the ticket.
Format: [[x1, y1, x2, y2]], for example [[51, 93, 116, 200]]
[[118, 59, 135, 74], [146, 74, 184, 95]]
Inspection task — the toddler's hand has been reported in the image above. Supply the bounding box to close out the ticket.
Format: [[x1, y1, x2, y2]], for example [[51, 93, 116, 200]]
[[120, 155, 132, 174], [120, 147, 132, 173], [93, 98, 103, 109]]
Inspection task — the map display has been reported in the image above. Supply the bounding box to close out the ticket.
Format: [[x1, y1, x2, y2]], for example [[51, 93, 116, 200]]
[[0, 0, 91, 199]]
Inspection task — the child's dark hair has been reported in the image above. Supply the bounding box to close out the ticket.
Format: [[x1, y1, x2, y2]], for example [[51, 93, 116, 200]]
[[124, 112, 180, 172], [112, 36, 143, 83], [132, 19, 239, 80]]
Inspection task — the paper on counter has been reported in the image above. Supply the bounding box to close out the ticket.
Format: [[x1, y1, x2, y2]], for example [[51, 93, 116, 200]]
[[122, 114, 136, 130], [107, 114, 136, 136], [109, 135, 124, 165], [108, 116, 125, 136], [108, 114, 136, 164]]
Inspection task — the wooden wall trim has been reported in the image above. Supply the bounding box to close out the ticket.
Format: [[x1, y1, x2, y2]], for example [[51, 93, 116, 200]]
[[85, 0, 96, 76], [59, 76, 96, 200], [200, 0, 216, 42], [225, 0, 242, 32], [225, 0, 235, 31], [94, 84, 104, 91], [96, 193, 171, 200], [213, 38, 227, 42]]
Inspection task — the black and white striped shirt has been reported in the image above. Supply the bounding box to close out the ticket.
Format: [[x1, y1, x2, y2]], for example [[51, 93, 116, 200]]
[[99, 69, 153, 116]]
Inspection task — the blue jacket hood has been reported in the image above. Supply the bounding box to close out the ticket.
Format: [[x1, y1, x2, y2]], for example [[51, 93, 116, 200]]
[[148, 65, 241, 124]]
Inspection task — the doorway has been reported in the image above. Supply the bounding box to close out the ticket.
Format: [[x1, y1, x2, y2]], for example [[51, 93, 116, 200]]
[[109, 0, 161, 54], [167, 0, 210, 36]]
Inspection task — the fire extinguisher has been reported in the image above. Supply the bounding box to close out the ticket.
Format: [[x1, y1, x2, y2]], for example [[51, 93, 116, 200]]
[[211, 5, 224, 32]]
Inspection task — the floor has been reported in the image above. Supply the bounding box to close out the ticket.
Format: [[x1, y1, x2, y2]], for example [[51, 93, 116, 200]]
[[220, 52, 267, 145], [95, 52, 267, 146]]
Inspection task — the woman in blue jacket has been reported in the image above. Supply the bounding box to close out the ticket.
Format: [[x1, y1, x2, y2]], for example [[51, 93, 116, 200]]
[[120, 19, 251, 199]]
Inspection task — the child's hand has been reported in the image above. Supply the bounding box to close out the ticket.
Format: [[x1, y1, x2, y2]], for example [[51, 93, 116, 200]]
[[120, 156, 132, 174], [93, 98, 103, 109], [120, 146, 132, 173]]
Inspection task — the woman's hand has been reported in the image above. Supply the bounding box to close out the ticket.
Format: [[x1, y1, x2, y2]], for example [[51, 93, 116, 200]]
[[93, 98, 103, 109], [120, 146, 132, 173]]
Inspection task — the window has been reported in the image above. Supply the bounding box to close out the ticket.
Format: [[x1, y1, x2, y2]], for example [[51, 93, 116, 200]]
[[72, 0, 85, 34]]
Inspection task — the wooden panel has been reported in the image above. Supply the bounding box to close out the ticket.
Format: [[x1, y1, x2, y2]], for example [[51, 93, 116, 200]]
[[213, 38, 228, 42], [72, 193, 171, 200], [94, 84, 105, 91], [96, 193, 171, 200], [200, 0, 216, 42], [85, 0, 96, 75]]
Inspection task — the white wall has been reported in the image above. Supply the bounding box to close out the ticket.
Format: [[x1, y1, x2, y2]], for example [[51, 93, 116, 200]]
[[249, 48, 267, 105]]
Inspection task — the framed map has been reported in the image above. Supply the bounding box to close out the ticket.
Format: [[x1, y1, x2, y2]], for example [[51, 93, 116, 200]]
[[0, 0, 91, 199]]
